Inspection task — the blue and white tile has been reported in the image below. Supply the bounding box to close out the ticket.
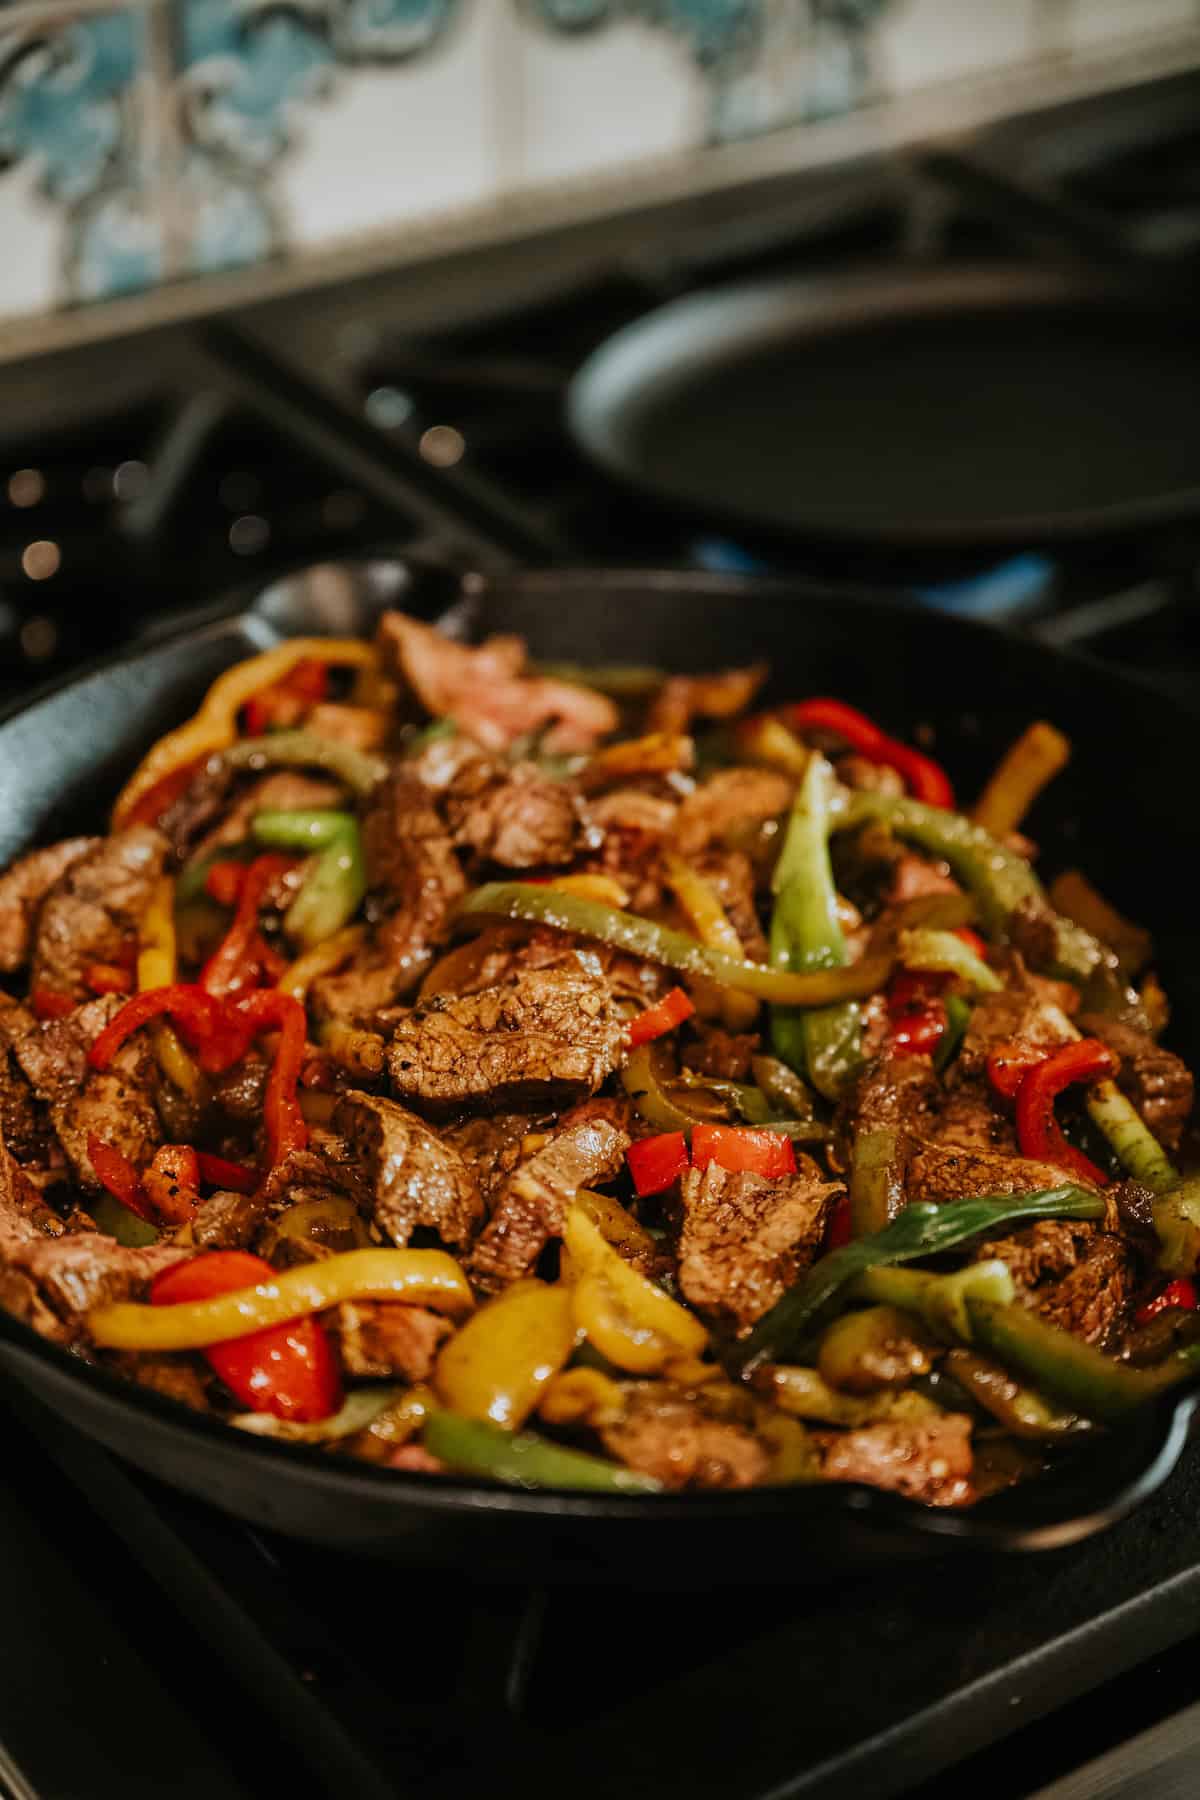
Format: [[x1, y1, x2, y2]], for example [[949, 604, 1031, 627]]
[[0, 4, 165, 313], [1063, 0, 1197, 53], [874, 0, 1036, 94]]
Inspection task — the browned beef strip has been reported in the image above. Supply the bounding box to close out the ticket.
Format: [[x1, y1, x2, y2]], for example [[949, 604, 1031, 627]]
[[906, 1138, 1085, 1205], [1076, 1014, 1193, 1149], [838, 1056, 939, 1224], [30, 827, 167, 1004], [0, 1132, 71, 1256], [681, 1024, 760, 1082], [816, 1411, 973, 1506], [328, 1300, 452, 1381], [413, 737, 581, 870], [13, 996, 161, 1192], [183, 1189, 267, 1251], [312, 768, 466, 1025], [468, 1107, 630, 1291], [1, 1234, 187, 1340], [386, 968, 624, 1115], [332, 1090, 483, 1247], [930, 1085, 1019, 1155], [678, 1157, 839, 1331], [599, 1384, 770, 1489], [976, 1219, 1135, 1346], [835, 755, 906, 797], [257, 1138, 359, 1217], [105, 1352, 211, 1411], [672, 767, 792, 858], [440, 1112, 547, 1206], [646, 665, 766, 736], [0, 838, 99, 973], [693, 847, 768, 961], [195, 771, 345, 863], [0, 994, 52, 1165]]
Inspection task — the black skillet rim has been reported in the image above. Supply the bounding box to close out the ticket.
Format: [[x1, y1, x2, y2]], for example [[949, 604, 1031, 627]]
[[1, 555, 1198, 1552]]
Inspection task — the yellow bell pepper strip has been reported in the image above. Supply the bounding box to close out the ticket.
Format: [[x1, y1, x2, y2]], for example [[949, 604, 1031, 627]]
[[565, 1203, 707, 1374], [459, 882, 892, 1008], [537, 1366, 627, 1430], [221, 729, 386, 796], [573, 1189, 660, 1267], [1151, 1178, 1200, 1276], [277, 923, 366, 1002], [966, 1298, 1200, 1424], [769, 755, 862, 1102], [535, 873, 631, 908], [136, 873, 208, 1105], [726, 1185, 1104, 1375], [531, 660, 668, 699], [88, 1247, 474, 1351], [971, 720, 1071, 837], [840, 790, 1104, 983], [756, 1363, 922, 1428], [579, 732, 694, 790], [90, 1192, 161, 1248], [661, 852, 759, 1032], [112, 639, 378, 827], [621, 1043, 711, 1136], [422, 1411, 662, 1493], [434, 1280, 579, 1430], [251, 810, 366, 949], [816, 1304, 938, 1394], [317, 1017, 386, 1079], [733, 715, 811, 780], [898, 927, 1003, 995], [1047, 869, 1152, 977]]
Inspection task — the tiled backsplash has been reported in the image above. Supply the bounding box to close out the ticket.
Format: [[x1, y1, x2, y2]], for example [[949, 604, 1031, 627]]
[[1, 0, 1197, 334]]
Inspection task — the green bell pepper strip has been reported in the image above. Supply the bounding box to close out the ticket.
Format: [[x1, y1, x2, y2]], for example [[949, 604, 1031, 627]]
[[1085, 1079, 1176, 1195], [899, 928, 1002, 995], [840, 791, 1104, 982], [848, 1125, 907, 1241], [848, 1258, 1016, 1344], [622, 1046, 827, 1143], [727, 1185, 1103, 1374], [422, 1411, 662, 1493], [769, 757, 862, 1101], [222, 729, 386, 796], [934, 993, 972, 1075], [967, 1299, 1200, 1423], [942, 1349, 1086, 1440], [252, 810, 367, 950], [459, 882, 892, 1008], [91, 1192, 160, 1247]]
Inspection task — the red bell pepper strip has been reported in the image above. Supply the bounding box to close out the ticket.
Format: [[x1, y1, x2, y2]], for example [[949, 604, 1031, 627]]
[[785, 697, 955, 808], [122, 756, 207, 830], [88, 984, 228, 1074], [1135, 1278, 1198, 1327], [88, 1134, 157, 1224], [196, 1151, 259, 1194], [242, 659, 329, 736], [151, 1251, 341, 1422], [986, 1039, 1053, 1102], [201, 853, 297, 998], [954, 927, 989, 960], [231, 988, 308, 1167], [690, 1123, 797, 1179], [1014, 1038, 1117, 1188], [626, 986, 695, 1049], [884, 969, 948, 1059], [141, 1145, 201, 1226], [205, 860, 249, 907], [31, 985, 77, 1020], [627, 1131, 689, 1198], [826, 1193, 853, 1250]]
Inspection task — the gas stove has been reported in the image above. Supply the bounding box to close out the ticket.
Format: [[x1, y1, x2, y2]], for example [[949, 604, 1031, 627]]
[[3, 67, 1200, 1800]]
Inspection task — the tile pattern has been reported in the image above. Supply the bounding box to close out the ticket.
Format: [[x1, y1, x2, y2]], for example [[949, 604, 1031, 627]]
[[0, 0, 1196, 321]]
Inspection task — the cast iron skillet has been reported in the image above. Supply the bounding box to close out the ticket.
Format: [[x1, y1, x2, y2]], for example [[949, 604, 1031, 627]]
[[0, 556, 1197, 1582], [567, 265, 1200, 560]]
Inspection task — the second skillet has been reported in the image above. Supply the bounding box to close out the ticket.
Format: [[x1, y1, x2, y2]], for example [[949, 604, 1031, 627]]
[[567, 264, 1200, 560], [0, 556, 1198, 1581]]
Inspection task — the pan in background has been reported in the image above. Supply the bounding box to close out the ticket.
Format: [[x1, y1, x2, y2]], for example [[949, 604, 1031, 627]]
[[567, 265, 1200, 556], [0, 556, 1198, 1582]]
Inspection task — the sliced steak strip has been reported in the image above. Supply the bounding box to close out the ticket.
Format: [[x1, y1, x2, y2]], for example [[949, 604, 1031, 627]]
[[817, 1411, 973, 1506], [976, 1219, 1136, 1346], [599, 1383, 770, 1489], [312, 769, 466, 1025], [678, 1158, 839, 1332], [1, 1234, 186, 1341], [0, 994, 51, 1165], [0, 838, 98, 972], [30, 826, 167, 1005], [468, 1106, 630, 1291], [14, 996, 161, 1192], [672, 767, 792, 858], [441, 1112, 548, 1208], [1077, 1014, 1193, 1149], [951, 964, 1075, 1087], [413, 736, 582, 870], [333, 1090, 483, 1248], [681, 1024, 760, 1083], [838, 1055, 939, 1225], [386, 967, 624, 1115], [905, 1138, 1085, 1205], [328, 1301, 452, 1381]]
